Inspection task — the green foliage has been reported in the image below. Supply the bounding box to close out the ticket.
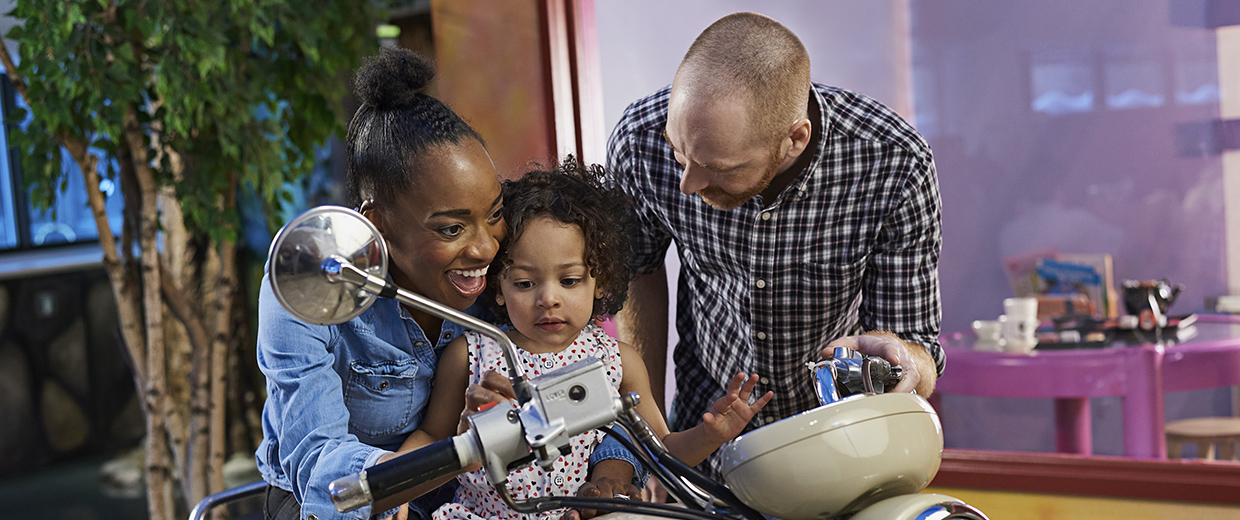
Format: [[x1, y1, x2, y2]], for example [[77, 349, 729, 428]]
[[7, 0, 381, 242]]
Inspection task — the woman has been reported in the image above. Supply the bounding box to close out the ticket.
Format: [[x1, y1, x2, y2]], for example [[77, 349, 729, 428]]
[[254, 48, 640, 520]]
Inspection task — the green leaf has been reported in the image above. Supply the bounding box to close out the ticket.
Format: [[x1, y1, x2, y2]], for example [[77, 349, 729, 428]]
[[117, 43, 134, 63]]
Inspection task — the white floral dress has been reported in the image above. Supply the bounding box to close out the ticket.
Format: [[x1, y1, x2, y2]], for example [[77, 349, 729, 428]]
[[432, 324, 624, 520]]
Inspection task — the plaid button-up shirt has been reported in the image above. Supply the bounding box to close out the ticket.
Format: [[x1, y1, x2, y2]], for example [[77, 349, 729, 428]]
[[607, 84, 945, 471]]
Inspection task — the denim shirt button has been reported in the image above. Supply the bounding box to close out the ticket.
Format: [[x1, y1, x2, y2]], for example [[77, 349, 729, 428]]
[[307, 515, 317, 520], [378, 381, 388, 390]]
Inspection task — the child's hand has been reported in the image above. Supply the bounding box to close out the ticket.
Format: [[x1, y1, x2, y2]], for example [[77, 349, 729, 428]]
[[701, 372, 774, 443], [459, 370, 518, 434]]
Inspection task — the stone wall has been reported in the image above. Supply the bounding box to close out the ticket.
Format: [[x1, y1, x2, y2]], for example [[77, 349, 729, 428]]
[[0, 268, 141, 477]]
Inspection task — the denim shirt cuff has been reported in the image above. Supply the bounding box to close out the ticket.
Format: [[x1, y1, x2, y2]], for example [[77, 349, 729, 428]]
[[363, 448, 391, 473], [589, 432, 650, 487], [360, 449, 403, 520]]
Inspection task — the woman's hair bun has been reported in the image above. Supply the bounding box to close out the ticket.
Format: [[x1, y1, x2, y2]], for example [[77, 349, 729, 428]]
[[353, 47, 436, 110]]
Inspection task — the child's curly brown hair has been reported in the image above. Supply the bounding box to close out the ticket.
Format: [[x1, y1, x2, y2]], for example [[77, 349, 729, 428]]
[[486, 157, 636, 325]]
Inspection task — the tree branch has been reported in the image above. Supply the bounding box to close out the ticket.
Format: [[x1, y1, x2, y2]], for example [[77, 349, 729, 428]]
[[162, 258, 212, 502], [67, 136, 149, 383], [0, 37, 28, 98], [160, 262, 210, 381]]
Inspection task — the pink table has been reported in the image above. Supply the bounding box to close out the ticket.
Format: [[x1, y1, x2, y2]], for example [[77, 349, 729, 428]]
[[934, 315, 1240, 459]]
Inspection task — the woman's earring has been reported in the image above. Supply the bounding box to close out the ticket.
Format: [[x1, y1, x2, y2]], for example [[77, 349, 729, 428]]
[[495, 294, 505, 306]]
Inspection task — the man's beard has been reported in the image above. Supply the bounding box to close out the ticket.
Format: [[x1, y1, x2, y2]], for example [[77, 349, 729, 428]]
[[695, 145, 784, 210]]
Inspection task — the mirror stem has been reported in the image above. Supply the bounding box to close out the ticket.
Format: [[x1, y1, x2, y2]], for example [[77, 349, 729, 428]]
[[327, 256, 533, 403]]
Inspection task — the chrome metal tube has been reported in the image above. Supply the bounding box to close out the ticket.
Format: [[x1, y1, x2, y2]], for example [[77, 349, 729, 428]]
[[332, 261, 532, 402]]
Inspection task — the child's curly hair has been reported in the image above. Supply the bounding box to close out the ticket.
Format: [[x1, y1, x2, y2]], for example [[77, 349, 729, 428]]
[[486, 157, 636, 325]]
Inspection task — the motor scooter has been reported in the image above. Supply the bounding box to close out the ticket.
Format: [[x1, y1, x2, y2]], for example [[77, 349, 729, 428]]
[[193, 206, 988, 520]]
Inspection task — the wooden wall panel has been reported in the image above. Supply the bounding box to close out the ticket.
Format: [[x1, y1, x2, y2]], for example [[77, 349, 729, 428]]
[[430, 0, 557, 180]]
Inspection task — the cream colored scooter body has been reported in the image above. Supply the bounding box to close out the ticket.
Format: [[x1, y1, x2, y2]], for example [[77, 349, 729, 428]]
[[717, 393, 943, 520]]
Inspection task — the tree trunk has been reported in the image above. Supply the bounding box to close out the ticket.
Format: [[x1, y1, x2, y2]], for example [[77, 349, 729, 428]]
[[158, 184, 193, 497], [125, 103, 175, 520], [161, 259, 213, 507], [209, 172, 240, 514]]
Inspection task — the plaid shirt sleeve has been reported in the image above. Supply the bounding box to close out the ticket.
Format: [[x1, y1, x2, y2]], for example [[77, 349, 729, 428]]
[[607, 100, 674, 275], [860, 151, 945, 376]]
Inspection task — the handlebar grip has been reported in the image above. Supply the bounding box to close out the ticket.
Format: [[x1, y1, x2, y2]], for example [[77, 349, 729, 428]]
[[329, 437, 463, 513], [869, 359, 901, 387]]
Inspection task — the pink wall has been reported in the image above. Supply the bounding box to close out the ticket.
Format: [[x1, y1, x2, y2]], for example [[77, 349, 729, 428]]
[[916, 1, 1226, 334], [594, 0, 1233, 454]]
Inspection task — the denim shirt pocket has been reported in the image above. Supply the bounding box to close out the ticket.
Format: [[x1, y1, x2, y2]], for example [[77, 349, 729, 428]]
[[343, 359, 419, 437]]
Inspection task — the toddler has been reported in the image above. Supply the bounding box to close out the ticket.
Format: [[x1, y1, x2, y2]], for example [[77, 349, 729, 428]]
[[402, 159, 772, 520]]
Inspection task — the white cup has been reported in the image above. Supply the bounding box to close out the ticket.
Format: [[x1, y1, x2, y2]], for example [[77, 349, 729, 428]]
[[1001, 318, 1038, 353], [1000, 297, 1039, 353], [1003, 297, 1039, 321], [972, 319, 1006, 351]]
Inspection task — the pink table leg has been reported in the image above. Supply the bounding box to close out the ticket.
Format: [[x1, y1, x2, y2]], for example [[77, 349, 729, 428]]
[[1122, 344, 1166, 458], [1054, 398, 1092, 454]]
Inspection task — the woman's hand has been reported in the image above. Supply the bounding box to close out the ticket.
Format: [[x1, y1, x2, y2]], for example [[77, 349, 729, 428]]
[[381, 504, 409, 520], [701, 372, 774, 443]]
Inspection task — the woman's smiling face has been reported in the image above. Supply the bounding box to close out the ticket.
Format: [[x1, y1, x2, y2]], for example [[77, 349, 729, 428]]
[[370, 139, 506, 314]]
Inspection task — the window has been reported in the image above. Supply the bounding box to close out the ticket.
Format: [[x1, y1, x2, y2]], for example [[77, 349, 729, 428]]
[[1030, 53, 1096, 115], [0, 75, 125, 254]]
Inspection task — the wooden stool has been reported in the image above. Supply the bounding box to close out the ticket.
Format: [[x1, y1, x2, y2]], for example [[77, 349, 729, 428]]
[[1165, 417, 1240, 460]]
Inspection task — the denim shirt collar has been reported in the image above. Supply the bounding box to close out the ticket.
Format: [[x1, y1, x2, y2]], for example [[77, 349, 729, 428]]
[[386, 296, 493, 353]]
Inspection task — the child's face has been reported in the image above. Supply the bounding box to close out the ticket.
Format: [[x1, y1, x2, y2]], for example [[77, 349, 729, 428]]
[[498, 215, 604, 351]]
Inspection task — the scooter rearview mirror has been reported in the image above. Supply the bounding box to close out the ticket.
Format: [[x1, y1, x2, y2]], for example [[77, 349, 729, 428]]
[[268, 206, 388, 326]]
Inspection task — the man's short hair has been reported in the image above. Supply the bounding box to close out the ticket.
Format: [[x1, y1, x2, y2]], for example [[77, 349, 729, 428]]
[[679, 12, 811, 145]]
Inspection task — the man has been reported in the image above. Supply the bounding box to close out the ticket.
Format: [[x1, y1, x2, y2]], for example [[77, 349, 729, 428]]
[[606, 12, 944, 475]]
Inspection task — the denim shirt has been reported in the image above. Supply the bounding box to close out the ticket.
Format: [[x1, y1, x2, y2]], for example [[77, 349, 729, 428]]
[[254, 272, 645, 520]]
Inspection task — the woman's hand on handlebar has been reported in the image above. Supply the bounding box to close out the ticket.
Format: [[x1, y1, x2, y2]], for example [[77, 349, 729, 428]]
[[381, 504, 409, 520]]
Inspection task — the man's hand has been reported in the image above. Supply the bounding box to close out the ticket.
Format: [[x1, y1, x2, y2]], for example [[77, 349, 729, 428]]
[[822, 333, 936, 397], [459, 370, 518, 434], [560, 459, 642, 520]]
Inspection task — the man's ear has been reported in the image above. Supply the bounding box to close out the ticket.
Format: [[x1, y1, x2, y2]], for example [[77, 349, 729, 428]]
[[359, 199, 384, 234], [781, 118, 812, 160]]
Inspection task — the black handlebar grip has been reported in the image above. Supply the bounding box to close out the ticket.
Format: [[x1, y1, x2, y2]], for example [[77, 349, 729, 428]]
[[330, 437, 462, 513]]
